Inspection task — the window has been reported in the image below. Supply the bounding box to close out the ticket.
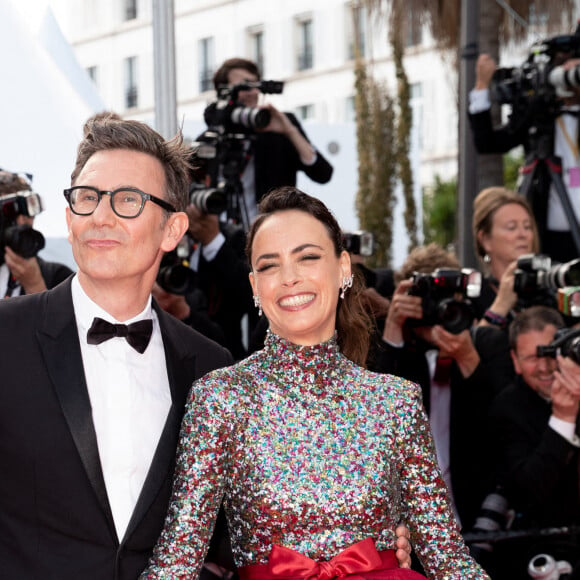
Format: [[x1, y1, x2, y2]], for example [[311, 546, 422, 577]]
[[248, 28, 264, 75], [347, 3, 366, 59], [296, 17, 314, 71], [404, 10, 423, 48], [124, 56, 138, 108], [124, 0, 137, 21], [199, 37, 215, 93], [296, 104, 315, 121]]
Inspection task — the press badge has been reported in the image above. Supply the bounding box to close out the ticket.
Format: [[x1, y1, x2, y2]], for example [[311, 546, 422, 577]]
[[569, 166, 580, 187]]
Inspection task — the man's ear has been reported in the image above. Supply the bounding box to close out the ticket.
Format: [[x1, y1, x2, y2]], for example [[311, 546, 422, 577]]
[[511, 349, 522, 375], [162, 212, 189, 252]]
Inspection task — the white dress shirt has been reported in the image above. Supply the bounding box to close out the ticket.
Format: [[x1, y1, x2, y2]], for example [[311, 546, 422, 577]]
[[71, 275, 171, 540]]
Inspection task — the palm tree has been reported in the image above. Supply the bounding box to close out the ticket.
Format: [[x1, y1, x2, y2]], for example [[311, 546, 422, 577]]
[[359, 0, 576, 244]]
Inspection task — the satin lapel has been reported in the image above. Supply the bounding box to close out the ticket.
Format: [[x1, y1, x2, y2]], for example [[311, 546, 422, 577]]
[[123, 306, 196, 542], [37, 279, 116, 537]]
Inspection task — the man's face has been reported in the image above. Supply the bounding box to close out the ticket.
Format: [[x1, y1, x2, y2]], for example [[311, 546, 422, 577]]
[[227, 67, 260, 107], [511, 325, 559, 398], [66, 148, 184, 290]]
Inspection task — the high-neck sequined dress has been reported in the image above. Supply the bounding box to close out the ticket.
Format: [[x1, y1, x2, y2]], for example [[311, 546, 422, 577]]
[[141, 333, 489, 579]]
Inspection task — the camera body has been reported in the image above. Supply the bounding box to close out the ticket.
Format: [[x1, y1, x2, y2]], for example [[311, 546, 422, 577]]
[[203, 80, 284, 134], [342, 231, 374, 257], [514, 254, 580, 307], [190, 80, 284, 220], [156, 241, 197, 296], [408, 268, 481, 334], [0, 190, 45, 262], [492, 32, 580, 132], [536, 326, 580, 364]]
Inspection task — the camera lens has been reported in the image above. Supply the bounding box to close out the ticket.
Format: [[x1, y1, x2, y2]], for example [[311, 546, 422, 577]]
[[3, 225, 45, 258], [189, 188, 227, 215], [229, 105, 271, 130], [437, 299, 474, 334], [156, 264, 196, 295]]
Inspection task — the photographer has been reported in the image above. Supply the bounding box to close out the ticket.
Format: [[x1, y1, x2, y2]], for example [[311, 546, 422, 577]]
[[487, 305, 580, 578], [468, 27, 580, 263], [185, 204, 256, 360], [195, 57, 333, 223], [373, 244, 514, 538], [0, 169, 72, 297]]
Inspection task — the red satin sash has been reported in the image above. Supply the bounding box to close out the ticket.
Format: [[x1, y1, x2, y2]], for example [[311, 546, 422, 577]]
[[238, 538, 427, 580]]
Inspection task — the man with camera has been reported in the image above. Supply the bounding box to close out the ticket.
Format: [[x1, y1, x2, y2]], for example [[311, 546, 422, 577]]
[[487, 305, 580, 578], [468, 26, 580, 263], [194, 57, 333, 225], [373, 244, 513, 542], [0, 169, 72, 297]]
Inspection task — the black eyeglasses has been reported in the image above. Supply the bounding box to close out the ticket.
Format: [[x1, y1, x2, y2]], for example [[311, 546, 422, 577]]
[[63, 186, 176, 219]]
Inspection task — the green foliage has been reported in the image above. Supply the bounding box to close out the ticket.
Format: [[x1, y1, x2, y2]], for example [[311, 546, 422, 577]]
[[354, 57, 397, 268], [423, 175, 457, 248], [503, 150, 525, 191]]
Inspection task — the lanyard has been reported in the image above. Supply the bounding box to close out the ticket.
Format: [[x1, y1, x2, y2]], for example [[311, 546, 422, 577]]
[[557, 116, 579, 160]]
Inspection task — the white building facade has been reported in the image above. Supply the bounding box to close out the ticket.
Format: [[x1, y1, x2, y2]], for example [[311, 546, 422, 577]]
[[48, 0, 463, 265]]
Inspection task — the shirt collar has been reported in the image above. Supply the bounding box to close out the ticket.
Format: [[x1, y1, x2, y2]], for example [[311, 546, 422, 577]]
[[71, 274, 153, 335]]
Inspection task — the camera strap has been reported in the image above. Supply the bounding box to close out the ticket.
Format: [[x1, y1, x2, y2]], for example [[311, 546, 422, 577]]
[[4, 272, 20, 298], [557, 116, 579, 160]]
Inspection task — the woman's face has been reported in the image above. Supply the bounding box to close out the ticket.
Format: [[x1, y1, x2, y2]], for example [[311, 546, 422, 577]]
[[249, 209, 351, 346], [480, 203, 535, 267]]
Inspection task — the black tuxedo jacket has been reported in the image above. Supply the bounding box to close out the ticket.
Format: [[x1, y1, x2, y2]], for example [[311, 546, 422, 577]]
[[0, 277, 233, 580], [489, 377, 580, 529]]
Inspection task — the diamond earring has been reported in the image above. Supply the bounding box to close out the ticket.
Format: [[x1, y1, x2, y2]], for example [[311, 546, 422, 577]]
[[253, 294, 262, 316], [340, 274, 354, 299]]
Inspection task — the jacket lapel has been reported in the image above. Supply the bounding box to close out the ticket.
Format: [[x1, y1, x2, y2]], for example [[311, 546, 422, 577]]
[[122, 305, 197, 542], [37, 278, 117, 539]]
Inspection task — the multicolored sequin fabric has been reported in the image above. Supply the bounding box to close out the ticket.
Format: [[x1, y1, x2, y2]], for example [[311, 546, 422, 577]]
[[142, 332, 489, 579]]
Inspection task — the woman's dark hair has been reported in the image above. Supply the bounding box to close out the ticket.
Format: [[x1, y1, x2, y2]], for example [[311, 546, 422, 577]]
[[246, 186, 373, 366]]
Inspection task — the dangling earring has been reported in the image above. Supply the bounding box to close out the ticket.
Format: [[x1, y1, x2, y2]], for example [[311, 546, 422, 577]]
[[340, 274, 354, 299], [253, 295, 263, 317], [483, 253, 491, 264]]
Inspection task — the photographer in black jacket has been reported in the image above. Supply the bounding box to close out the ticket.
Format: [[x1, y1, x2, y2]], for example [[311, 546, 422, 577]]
[[0, 169, 72, 297], [468, 25, 580, 263], [194, 57, 333, 225]]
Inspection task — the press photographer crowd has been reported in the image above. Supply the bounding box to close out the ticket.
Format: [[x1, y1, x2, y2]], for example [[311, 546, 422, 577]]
[[0, 38, 580, 580]]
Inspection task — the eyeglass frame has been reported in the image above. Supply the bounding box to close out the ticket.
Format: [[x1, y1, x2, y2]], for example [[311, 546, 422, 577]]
[[63, 185, 177, 219]]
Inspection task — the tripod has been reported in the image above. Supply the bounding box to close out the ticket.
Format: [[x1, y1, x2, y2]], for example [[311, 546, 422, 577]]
[[517, 124, 580, 257]]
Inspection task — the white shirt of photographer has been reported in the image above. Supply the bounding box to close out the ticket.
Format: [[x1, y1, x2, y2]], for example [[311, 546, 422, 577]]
[[71, 275, 171, 541], [549, 110, 580, 231]]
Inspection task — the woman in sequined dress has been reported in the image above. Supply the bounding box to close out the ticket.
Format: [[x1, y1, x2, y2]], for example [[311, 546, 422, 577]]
[[141, 187, 490, 580]]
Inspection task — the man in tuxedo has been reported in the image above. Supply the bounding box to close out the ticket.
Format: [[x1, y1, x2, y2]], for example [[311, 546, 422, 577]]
[[0, 112, 233, 579], [488, 305, 580, 577]]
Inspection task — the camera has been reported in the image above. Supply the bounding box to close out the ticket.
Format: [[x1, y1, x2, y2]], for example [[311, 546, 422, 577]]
[[342, 231, 374, 257], [492, 30, 580, 132], [156, 244, 197, 296], [513, 254, 580, 306], [0, 190, 45, 263], [536, 326, 580, 364], [188, 183, 228, 215], [528, 553, 573, 580], [469, 488, 514, 554], [203, 80, 284, 134], [408, 268, 482, 334]]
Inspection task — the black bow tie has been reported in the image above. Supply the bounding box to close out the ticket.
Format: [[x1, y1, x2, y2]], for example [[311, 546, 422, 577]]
[[87, 317, 153, 354]]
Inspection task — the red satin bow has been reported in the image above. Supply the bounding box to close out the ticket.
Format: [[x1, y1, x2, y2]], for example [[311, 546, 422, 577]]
[[267, 538, 383, 580]]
